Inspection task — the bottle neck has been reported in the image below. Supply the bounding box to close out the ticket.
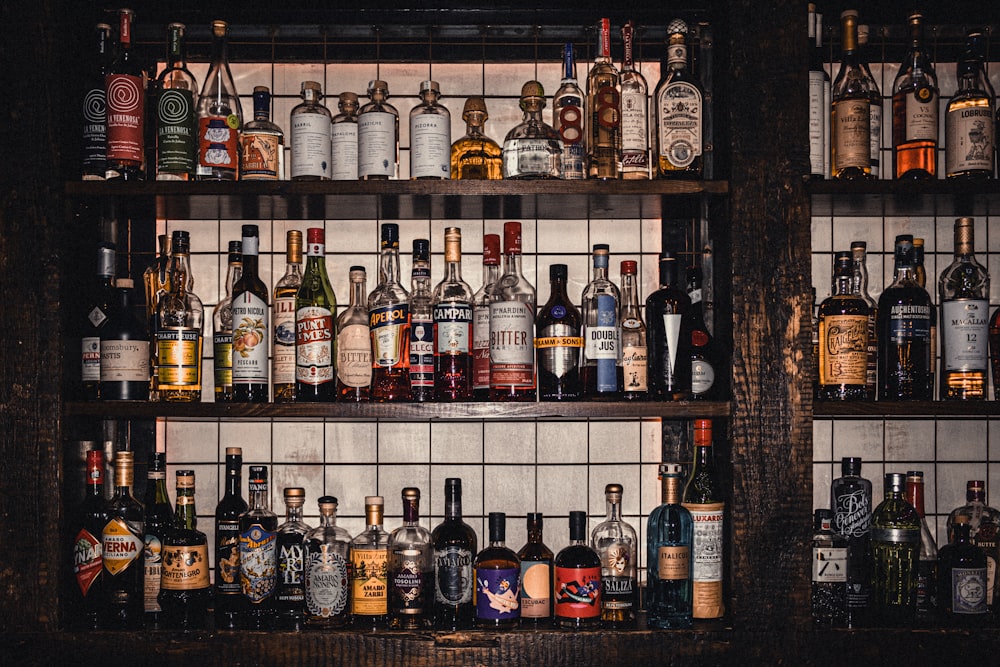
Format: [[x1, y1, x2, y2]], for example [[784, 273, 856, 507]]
[[465, 113, 487, 136], [242, 248, 260, 279], [224, 464, 242, 497], [527, 523, 543, 543], [304, 252, 326, 281], [170, 252, 194, 293], [380, 246, 401, 286], [366, 507, 384, 531], [445, 493, 462, 521], [482, 262, 500, 290], [662, 475, 682, 504], [851, 254, 870, 297], [621, 273, 641, 313], [563, 46, 577, 81], [622, 27, 636, 71], [225, 260, 242, 297], [905, 480, 926, 517], [284, 502, 304, 523], [249, 485, 270, 511], [166, 31, 187, 69], [606, 498, 622, 522], [350, 275, 368, 307], [504, 251, 523, 279], [592, 260, 609, 283], [832, 272, 853, 296], [403, 497, 420, 525], [694, 442, 714, 468], [320, 509, 337, 528], [411, 260, 431, 293], [149, 472, 170, 504], [175, 490, 197, 529]]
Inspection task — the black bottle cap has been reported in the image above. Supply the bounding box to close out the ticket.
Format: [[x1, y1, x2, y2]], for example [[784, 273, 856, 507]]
[[445, 477, 462, 500], [317, 495, 338, 507], [248, 465, 267, 481], [381, 223, 399, 247], [413, 238, 430, 260], [833, 252, 852, 275], [885, 473, 906, 493], [349, 265, 366, 273], [658, 253, 678, 287], [550, 263, 568, 281], [241, 224, 259, 238], [148, 451, 166, 471], [526, 512, 543, 530], [489, 512, 506, 542], [227, 240, 242, 253], [841, 457, 862, 476], [569, 510, 587, 541]]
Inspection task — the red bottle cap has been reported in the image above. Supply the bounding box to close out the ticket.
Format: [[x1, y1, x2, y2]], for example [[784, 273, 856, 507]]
[[503, 221, 522, 255], [621, 260, 637, 274], [307, 227, 324, 245], [483, 234, 501, 265]]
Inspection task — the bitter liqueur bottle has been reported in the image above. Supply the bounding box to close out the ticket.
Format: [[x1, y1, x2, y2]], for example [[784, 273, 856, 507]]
[[213, 241, 241, 402], [502, 80, 563, 179], [811, 508, 847, 627], [892, 11, 938, 180], [358, 80, 399, 180], [938, 517, 990, 624], [241, 86, 284, 180], [388, 487, 434, 630], [295, 228, 336, 402], [831, 456, 872, 628], [196, 20, 242, 181], [683, 419, 725, 620], [331, 92, 360, 181], [552, 44, 586, 180], [214, 447, 247, 630], [473, 234, 501, 399], [82, 22, 112, 180], [830, 10, 878, 180], [654, 19, 704, 179], [409, 239, 434, 402], [878, 235, 934, 400], [433, 228, 475, 401], [946, 480, 1000, 613], [451, 96, 503, 180], [158, 470, 211, 630], [581, 244, 622, 399], [807, 4, 830, 180], [82, 243, 116, 400], [517, 513, 554, 627], [303, 496, 352, 628], [587, 18, 621, 179], [946, 31, 996, 180], [70, 449, 107, 629], [490, 221, 536, 401], [647, 463, 693, 629], [591, 484, 638, 628], [233, 225, 270, 402], [536, 263, 582, 401], [290, 81, 332, 180], [157, 231, 203, 402], [620, 260, 648, 400], [474, 512, 521, 629], [273, 229, 303, 402], [369, 223, 411, 402], [939, 217, 990, 400], [554, 511, 601, 629], [105, 8, 144, 181], [155, 23, 197, 181], [351, 495, 390, 630], [100, 278, 149, 401], [646, 253, 692, 400], [240, 465, 279, 630], [337, 266, 372, 401], [410, 80, 451, 179], [142, 452, 173, 625], [850, 241, 878, 399], [432, 478, 477, 630], [144, 238, 170, 399], [275, 487, 310, 631], [871, 472, 921, 627], [620, 21, 650, 179], [817, 252, 870, 401], [687, 266, 723, 400], [905, 471, 938, 618], [102, 451, 144, 629]]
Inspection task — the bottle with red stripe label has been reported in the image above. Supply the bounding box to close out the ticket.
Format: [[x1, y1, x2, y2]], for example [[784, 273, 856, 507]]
[[554, 511, 602, 628], [295, 228, 336, 402], [105, 8, 144, 180]]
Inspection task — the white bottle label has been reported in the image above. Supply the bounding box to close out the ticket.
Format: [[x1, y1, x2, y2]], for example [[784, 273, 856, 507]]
[[620, 89, 648, 174], [812, 546, 848, 583], [100, 340, 149, 382], [584, 325, 619, 360], [295, 306, 335, 385], [663, 313, 682, 376], [410, 113, 450, 178], [832, 99, 871, 172], [942, 299, 989, 372], [657, 81, 702, 168], [904, 90, 938, 142], [946, 105, 994, 175], [291, 113, 332, 178], [808, 70, 827, 175], [331, 122, 359, 180], [358, 111, 396, 177], [336, 323, 372, 387], [232, 292, 269, 384], [273, 296, 297, 385], [82, 337, 101, 381], [489, 301, 534, 387], [305, 550, 349, 618], [473, 304, 492, 390], [686, 505, 724, 583], [434, 303, 473, 354], [622, 342, 647, 392], [869, 102, 882, 176], [503, 139, 557, 178]]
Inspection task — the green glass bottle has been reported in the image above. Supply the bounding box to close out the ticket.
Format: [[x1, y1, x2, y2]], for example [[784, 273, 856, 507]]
[[870, 472, 921, 627], [295, 227, 336, 401]]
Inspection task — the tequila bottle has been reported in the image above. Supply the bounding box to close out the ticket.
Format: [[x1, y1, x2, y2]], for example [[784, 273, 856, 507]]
[[212, 241, 241, 402], [388, 488, 433, 630], [155, 23, 197, 181], [157, 230, 203, 401], [620, 260, 647, 399], [472, 234, 501, 399], [502, 80, 562, 179], [811, 508, 847, 626], [654, 19, 704, 179], [275, 487, 310, 631], [331, 92, 359, 180], [409, 239, 434, 402], [351, 496, 390, 630], [410, 80, 451, 179], [591, 484, 638, 628], [273, 229, 303, 402], [432, 228, 475, 400], [620, 21, 650, 179], [581, 244, 622, 398], [195, 20, 242, 181], [892, 11, 938, 180], [290, 81, 332, 180], [450, 96, 502, 180], [303, 496, 352, 628], [358, 80, 399, 180], [336, 266, 372, 402], [157, 470, 211, 630], [946, 31, 996, 179], [241, 86, 284, 180], [295, 228, 336, 402], [646, 463, 693, 629], [368, 223, 411, 401], [490, 221, 536, 401], [870, 473, 921, 627], [553, 43, 586, 180], [587, 18, 621, 179]]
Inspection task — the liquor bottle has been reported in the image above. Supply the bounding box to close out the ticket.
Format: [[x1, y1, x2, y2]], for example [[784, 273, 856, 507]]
[[213, 241, 241, 402], [654, 19, 704, 179], [536, 263, 583, 401], [303, 496, 353, 628], [451, 96, 503, 180], [104, 8, 144, 181], [351, 496, 390, 630], [232, 225, 270, 402], [433, 228, 475, 401], [368, 224, 411, 401], [946, 480, 1000, 612], [683, 419, 725, 620], [490, 221, 536, 401], [432, 478, 477, 630], [830, 10, 878, 180], [142, 452, 173, 626], [591, 484, 638, 628], [871, 472, 921, 627], [517, 513, 554, 627], [581, 244, 622, 399], [239, 465, 279, 630], [831, 456, 872, 628], [101, 451, 144, 629], [502, 80, 562, 179], [409, 239, 434, 402], [295, 228, 336, 402], [587, 18, 621, 179], [811, 287, 820, 395], [82, 22, 112, 180], [857, 24, 883, 179], [100, 278, 149, 401], [817, 252, 870, 401], [553, 43, 586, 180], [913, 237, 927, 288], [811, 508, 848, 627], [337, 266, 372, 402], [646, 463, 693, 629], [474, 512, 521, 629], [214, 447, 248, 630], [473, 234, 501, 399], [992, 308, 1000, 400], [275, 487, 310, 631], [331, 92, 360, 181], [687, 266, 723, 400], [938, 516, 990, 623], [892, 11, 938, 180], [70, 449, 107, 629], [554, 511, 601, 629], [358, 80, 399, 180], [158, 470, 211, 630], [241, 86, 285, 180], [620, 260, 647, 400], [807, 5, 830, 179], [946, 31, 996, 180], [877, 235, 933, 400], [850, 241, 878, 399], [939, 217, 990, 400], [156, 231, 203, 402], [82, 243, 116, 400], [619, 21, 650, 179], [388, 487, 434, 629], [195, 20, 242, 181], [154, 23, 197, 180], [905, 471, 938, 619], [646, 253, 692, 400], [290, 81, 332, 180], [144, 234, 171, 400], [409, 80, 450, 179]]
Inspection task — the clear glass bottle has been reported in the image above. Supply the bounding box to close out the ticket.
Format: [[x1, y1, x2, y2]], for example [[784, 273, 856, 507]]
[[432, 478, 477, 630], [100, 278, 149, 401], [303, 496, 352, 628], [938, 516, 990, 623], [830, 10, 879, 180], [831, 456, 873, 628], [82, 22, 112, 180], [646, 462, 693, 629], [105, 8, 144, 181], [351, 496, 390, 630], [808, 5, 830, 179], [409, 239, 434, 402], [992, 307, 1000, 400], [232, 225, 270, 402], [654, 19, 704, 179], [811, 508, 847, 626], [474, 512, 521, 629], [850, 241, 878, 399], [290, 81, 332, 180], [156, 231, 203, 402], [554, 511, 602, 629], [155, 23, 197, 181], [473, 234, 501, 399], [682, 419, 726, 620], [892, 11, 938, 180], [157, 470, 211, 630], [70, 449, 106, 629], [433, 228, 475, 401], [82, 243, 116, 400], [195, 20, 242, 181], [870, 472, 921, 627], [142, 452, 172, 626], [240, 86, 284, 180], [451, 96, 503, 180], [857, 24, 883, 179], [502, 80, 562, 179], [645, 253, 692, 400], [368, 223, 411, 402], [144, 234, 171, 400], [101, 451, 145, 629], [239, 465, 278, 630], [587, 18, 621, 179], [213, 447, 247, 630], [337, 266, 372, 402], [620, 21, 650, 179], [817, 252, 870, 401], [687, 266, 723, 400], [410, 80, 451, 179], [581, 244, 622, 398], [358, 80, 399, 180], [388, 488, 433, 630], [591, 484, 638, 628], [536, 263, 582, 401], [295, 227, 337, 402], [619, 260, 647, 400], [331, 92, 360, 180], [517, 513, 554, 627], [946, 480, 1000, 612], [490, 221, 536, 401], [212, 241, 241, 402], [946, 31, 996, 180], [904, 471, 938, 619], [275, 487, 310, 631], [273, 229, 303, 403], [553, 43, 586, 180]]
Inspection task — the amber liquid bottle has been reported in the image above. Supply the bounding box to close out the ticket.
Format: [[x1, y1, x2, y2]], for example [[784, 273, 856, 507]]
[[157, 470, 211, 630], [101, 451, 145, 629], [817, 252, 870, 401], [517, 513, 554, 627], [433, 228, 474, 400], [892, 11, 938, 180], [368, 223, 411, 402]]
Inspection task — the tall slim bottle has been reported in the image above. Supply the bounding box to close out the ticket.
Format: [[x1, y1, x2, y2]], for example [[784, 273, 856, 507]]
[[144, 234, 171, 400], [878, 235, 933, 400], [388, 488, 434, 629], [654, 19, 704, 179], [240, 465, 278, 630], [620, 260, 647, 400], [409, 239, 434, 402], [831, 456, 872, 627], [105, 8, 144, 181], [142, 452, 173, 626], [490, 221, 536, 401], [620, 21, 650, 179], [232, 224, 270, 402], [290, 81, 332, 180], [831, 11, 878, 180], [536, 263, 582, 401], [101, 451, 144, 629], [274, 230, 303, 402], [351, 496, 390, 630], [591, 484, 638, 628], [502, 81, 563, 179], [336, 266, 372, 402], [82, 243, 116, 400], [474, 512, 521, 629], [213, 241, 241, 402], [683, 419, 725, 620], [808, 5, 830, 179], [554, 511, 602, 629], [892, 11, 938, 180], [946, 31, 996, 180], [871, 472, 921, 627], [647, 463, 693, 629], [686, 266, 723, 400], [100, 279, 149, 401], [905, 471, 938, 619], [433, 228, 475, 400], [817, 252, 870, 401], [432, 478, 477, 630], [369, 223, 411, 401], [331, 92, 360, 181], [82, 23, 112, 180], [295, 228, 336, 402], [275, 487, 310, 631], [358, 80, 399, 180], [214, 447, 248, 630], [646, 253, 692, 400], [410, 80, 451, 179], [850, 241, 878, 399], [581, 244, 622, 398], [811, 508, 847, 626], [552, 44, 586, 180], [303, 496, 353, 628], [196, 20, 242, 180], [70, 450, 107, 629], [517, 513, 554, 627], [157, 470, 211, 630], [157, 231, 203, 402], [473, 234, 501, 399], [587, 18, 621, 179], [155, 23, 197, 180], [241, 86, 284, 180]]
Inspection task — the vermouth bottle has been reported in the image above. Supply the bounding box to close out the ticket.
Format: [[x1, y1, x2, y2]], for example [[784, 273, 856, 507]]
[[807, 5, 830, 179], [239, 465, 278, 630], [290, 81, 332, 180], [938, 517, 990, 623], [620, 21, 650, 179], [232, 225, 270, 402], [654, 19, 704, 179], [105, 8, 144, 181], [155, 23, 197, 180], [554, 511, 601, 629], [369, 223, 411, 402], [811, 508, 847, 626], [502, 81, 562, 179], [388, 488, 433, 630], [870, 473, 921, 627], [82, 22, 112, 180], [295, 228, 336, 402], [142, 452, 173, 626], [158, 470, 211, 631], [831, 10, 878, 180], [409, 239, 434, 402], [275, 487, 310, 631], [472, 234, 501, 399], [904, 471, 938, 618], [682, 419, 726, 620], [586, 18, 621, 179], [100, 279, 149, 401], [410, 80, 451, 179], [946, 480, 1000, 612], [195, 20, 242, 181], [70, 450, 107, 629], [157, 231, 203, 402], [892, 11, 938, 180], [619, 260, 647, 400], [336, 266, 373, 402], [490, 221, 536, 401], [273, 230, 304, 402], [591, 484, 638, 628], [536, 263, 582, 401], [358, 80, 399, 180], [474, 512, 521, 629], [351, 496, 390, 630], [850, 241, 878, 399], [330, 92, 360, 180], [647, 463, 693, 629], [553, 43, 586, 180], [212, 241, 241, 402], [646, 253, 692, 400], [143, 234, 171, 400], [214, 448, 248, 630], [831, 456, 872, 627], [101, 451, 144, 629], [81, 243, 116, 400], [432, 478, 477, 630], [687, 266, 723, 400], [946, 31, 996, 179], [581, 244, 622, 398], [240, 86, 284, 180], [303, 496, 352, 628], [433, 228, 475, 401], [450, 96, 503, 180], [517, 513, 554, 627], [817, 252, 870, 401]]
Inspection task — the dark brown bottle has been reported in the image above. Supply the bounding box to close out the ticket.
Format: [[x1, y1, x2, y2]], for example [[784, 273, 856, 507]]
[[645, 253, 692, 400], [554, 511, 602, 628], [81, 243, 116, 400], [158, 470, 211, 630], [99, 279, 149, 401], [686, 266, 723, 400], [473, 512, 521, 629], [432, 478, 477, 630], [70, 449, 107, 629], [232, 225, 271, 402], [517, 513, 554, 627], [214, 447, 248, 629], [239, 465, 279, 630], [536, 263, 582, 400], [817, 252, 871, 401], [142, 452, 173, 626], [101, 451, 145, 629]]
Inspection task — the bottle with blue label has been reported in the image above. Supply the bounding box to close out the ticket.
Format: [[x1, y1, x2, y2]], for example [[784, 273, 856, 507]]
[[581, 244, 622, 398], [938, 516, 989, 625], [474, 512, 520, 629], [239, 465, 278, 630]]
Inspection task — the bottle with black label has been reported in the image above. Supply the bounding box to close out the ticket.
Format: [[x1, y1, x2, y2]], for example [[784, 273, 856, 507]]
[[388, 488, 433, 629], [275, 487, 311, 630], [831, 456, 872, 627], [214, 447, 248, 630], [591, 484, 637, 628], [536, 263, 582, 401], [432, 478, 477, 630], [142, 452, 173, 627]]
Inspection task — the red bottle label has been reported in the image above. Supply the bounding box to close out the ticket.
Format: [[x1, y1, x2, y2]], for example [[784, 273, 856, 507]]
[[198, 115, 240, 173], [105, 73, 144, 164], [74, 528, 103, 596], [554, 565, 601, 618]]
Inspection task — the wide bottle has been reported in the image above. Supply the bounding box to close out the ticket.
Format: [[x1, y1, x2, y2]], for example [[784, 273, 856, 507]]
[[409, 80, 451, 179], [502, 80, 562, 179], [388, 488, 434, 629], [368, 223, 411, 402], [554, 511, 602, 629], [273, 229, 303, 402], [938, 517, 990, 623], [474, 512, 521, 629], [303, 496, 352, 627], [432, 228, 475, 401], [240, 86, 284, 180], [946, 480, 1000, 613], [432, 478, 477, 630], [331, 92, 360, 180], [157, 470, 211, 630], [647, 463, 693, 629], [295, 228, 336, 401], [350, 496, 390, 630], [290, 81, 332, 180], [654, 19, 704, 179], [489, 221, 536, 401], [157, 230, 203, 402], [357, 80, 399, 180], [536, 263, 582, 401], [336, 266, 373, 401], [581, 244, 622, 399], [195, 20, 242, 181], [646, 253, 692, 400], [232, 225, 270, 402], [450, 96, 502, 180], [817, 252, 870, 401], [586, 18, 621, 179], [591, 484, 638, 628], [892, 11, 938, 180]]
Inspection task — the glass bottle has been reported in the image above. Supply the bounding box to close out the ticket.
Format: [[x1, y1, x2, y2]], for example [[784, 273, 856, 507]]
[[212, 241, 241, 402], [336, 266, 372, 402], [536, 263, 583, 401], [303, 496, 353, 628], [358, 80, 399, 180], [474, 512, 521, 629], [290, 81, 332, 180], [946, 480, 1000, 612], [432, 478, 478, 630], [877, 235, 933, 400], [388, 487, 434, 629], [811, 508, 848, 626], [892, 11, 938, 180], [850, 241, 878, 399], [992, 307, 1000, 400], [811, 287, 820, 396], [490, 221, 536, 401], [275, 487, 310, 631], [830, 10, 878, 180], [409, 239, 434, 402], [808, 5, 830, 179], [369, 223, 411, 402], [451, 96, 503, 180], [473, 234, 501, 399], [857, 24, 884, 179], [905, 471, 938, 619], [101, 451, 144, 629], [70, 449, 107, 629], [946, 31, 996, 180], [157, 231, 203, 402], [620, 260, 647, 400], [553, 43, 586, 180], [913, 237, 927, 288], [938, 517, 990, 623], [142, 452, 173, 626], [351, 496, 390, 630], [682, 419, 726, 620], [870, 472, 921, 627], [82, 22, 112, 180], [581, 244, 622, 399], [817, 252, 870, 401], [939, 217, 990, 400], [831, 456, 872, 628], [553, 511, 601, 629], [232, 224, 270, 402], [239, 465, 278, 630], [105, 8, 144, 181], [331, 92, 360, 181], [433, 228, 475, 401], [591, 484, 638, 628], [645, 253, 692, 400], [502, 80, 562, 179], [273, 229, 303, 402], [295, 227, 337, 402], [195, 20, 242, 181], [687, 266, 723, 400], [214, 447, 248, 630], [100, 278, 149, 401], [654, 19, 704, 179], [155, 23, 197, 181], [410, 80, 451, 179], [517, 513, 554, 627], [158, 470, 211, 630], [144, 234, 171, 400], [587, 18, 621, 179], [240, 86, 284, 180], [620, 21, 650, 179], [81, 243, 115, 400], [646, 463, 693, 629]]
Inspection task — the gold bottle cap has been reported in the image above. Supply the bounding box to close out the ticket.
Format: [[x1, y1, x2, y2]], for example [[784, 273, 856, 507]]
[[211, 20, 228, 37], [605, 483, 623, 502], [286, 229, 303, 263], [302, 80, 322, 95], [225, 447, 242, 456], [444, 227, 462, 263], [283, 486, 306, 499], [114, 451, 134, 487], [462, 96, 488, 121], [254, 85, 270, 94], [340, 91, 358, 103], [520, 80, 545, 99], [116, 278, 134, 289], [176, 470, 195, 488]]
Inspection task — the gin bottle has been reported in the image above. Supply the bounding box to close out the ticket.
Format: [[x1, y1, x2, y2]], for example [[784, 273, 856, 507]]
[[892, 11, 938, 180], [409, 239, 434, 402], [331, 92, 360, 180], [336, 266, 372, 402], [938, 517, 990, 623], [552, 43, 586, 180], [239, 465, 278, 630], [946, 480, 1000, 612], [155, 23, 197, 181], [581, 244, 622, 399], [410, 80, 451, 179], [275, 487, 310, 631], [388, 488, 433, 629], [290, 81, 332, 180], [432, 478, 477, 630], [502, 80, 562, 179], [474, 512, 521, 629], [450, 96, 502, 180], [295, 228, 337, 402], [157, 470, 211, 630], [619, 260, 648, 399], [100, 279, 149, 401], [646, 463, 693, 629], [831, 456, 872, 627], [654, 19, 704, 179], [586, 18, 621, 179], [351, 496, 390, 630], [645, 253, 691, 400], [536, 263, 582, 401], [273, 230, 303, 403], [490, 221, 536, 401], [946, 31, 996, 179], [472, 234, 501, 399], [620, 21, 650, 179], [358, 80, 399, 180], [870, 472, 921, 627], [517, 513, 554, 627], [432, 228, 475, 401], [811, 508, 847, 626], [591, 484, 638, 628], [212, 241, 241, 402], [240, 86, 284, 180], [368, 223, 411, 402], [195, 20, 242, 181], [303, 496, 352, 628], [156, 231, 203, 402]]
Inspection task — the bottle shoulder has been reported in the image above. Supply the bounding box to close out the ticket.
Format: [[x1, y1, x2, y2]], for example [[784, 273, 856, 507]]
[[554, 543, 601, 568], [389, 524, 433, 547], [474, 545, 520, 568]]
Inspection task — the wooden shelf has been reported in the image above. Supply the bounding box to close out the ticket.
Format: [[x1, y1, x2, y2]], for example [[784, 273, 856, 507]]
[[814, 400, 1000, 418], [807, 180, 1000, 217]]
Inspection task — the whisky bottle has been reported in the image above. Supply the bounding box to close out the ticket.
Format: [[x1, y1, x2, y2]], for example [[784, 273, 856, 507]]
[[241, 86, 285, 180], [682, 419, 725, 620], [155, 23, 197, 180], [939, 217, 990, 400], [554, 511, 601, 629], [82, 243, 116, 400], [553, 43, 586, 180], [295, 228, 337, 402], [587, 18, 621, 179], [808, 5, 830, 179], [502, 81, 562, 179], [100, 278, 149, 401], [101, 451, 144, 629], [273, 230, 303, 402], [410, 80, 451, 179], [591, 484, 638, 628], [195, 20, 242, 181], [474, 512, 521, 629], [143, 234, 171, 400], [536, 263, 582, 401], [892, 11, 938, 180], [70, 449, 107, 629], [581, 244, 622, 398], [619, 260, 647, 400], [992, 307, 1000, 400], [240, 465, 279, 630], [850, 242, 878, 399], [946, 31, 996, 180], [831, 10, 877, 180], [811, 509, 847, 627], [490, 221, 536, 401], [214, 447, 248, 630], [817, 252, 870, 401], [337, 266, 372, 402], [105, 8, 144, 181], [331, 92, 359, 180], [157, 231, 203, 402], [517, 513, 554, 627], [450, 96, 503, 180], [142, 452, 173, 626], [654, 19, 704, 179], [303, 496, 353, 628], [913, 237, 927, 288], [368, 223, 411, 402], [938, 517, 990, 623], [686, 266, 723, 400], [831, 456, 872, 628], [388, 488, 434, 629], [473, 234, 501, 399], [358, 80, 399, 180], [433, 228, 475, 401], [82, 23, 112, 180], [646, 253, 692, 400], [233, 225, 270, 402], [870, 472, 921, 627], [290, 81, 332, 180], [351, 496, 390, 630], [620, 21, 650, 179], [946, 480, 1000, 612], [275, 487, 310, 631], [904, 471, 938, 618], [158, 470, 211, 630], [212, 241, 241, 402], [409, 239, 434, 402], [646, 463, 693, 629], [432, 478, 477, 630], [857, 24, 883, 178]]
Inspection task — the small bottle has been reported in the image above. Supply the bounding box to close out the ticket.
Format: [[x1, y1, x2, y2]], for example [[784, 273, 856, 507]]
[[946, 31, 996, 180], [591, 484, 638, 628], [450, 96, 502, 180], [158, 470, 211, 630], [490, 221, 536, 401], [273, 230, 303, 402], [157, 231, 203, 402], [358, 80, 399, 180], [830, 10, 878, 180], [295, 228, 337, 402], [686, 266, 723, 400], [646, 463, 693, 629], [290, 81, 332, 180], [82, 23, 112, 180], [144, 234, 171, 400], [938, 516, 990, 623], [581, 244, 622, 399], [850, 242, 878, 400], [554, 511, 602, 629], [155, 23, 197, 181], [82, 243, 116, 400], [536, 263, 583, 401], [100, 278, 149, 401], [241, 86, 285, 180], [473, 234, 501, 399], [239, 465, 279, 630], [831, 457, 873, 628], [105, 8, 144, 181], [517, 513, 554, 627], [871, 472, 921, 627], [905, 471, 938, 619], [892, 11, 938, 180], [70, 449, 107, 629], [350, 496, 390, 630], [336, 266, 373, 402], [502, 80, 562, 179], [388, 488, 434, 629], [142, 452, 173, 626], [410, 80, 451, 179], [817, 252, 870, 401], [946, 480, 1000, 612], [811, 508, 848, 627], [212, 241, 241, 402], [275, 487, 311, 631], [474, 512, 521, 629], [807, 5, 830, 180], [409, 239, 435, 402], [619, 260, 647, 400], [683, 419, 726, 620], [553, 43, 586, 180], [646, 253, 692, 400], [620, 21, 650, 179], [368, 223, 411, 402], [232, 225, 270, 402], [101, 451, 144, 629], [303, 496, 353, 628], [330, 92, 360, 181], [432, 228, 475, 401], [587, 18, 621, 179], [432, 478, 478, 630], [654, 19, 704, 179], [195, 20, 242, 181], [214, 447, 248, 630]]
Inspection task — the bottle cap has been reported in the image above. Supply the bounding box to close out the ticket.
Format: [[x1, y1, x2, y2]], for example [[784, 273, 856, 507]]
[[249, 465, 267, 482], [445, 477, 462, 496], [318, 495, 338, 508], [212, 20, 229, 37], [420, 80, 439, 93], [850, 240, 866, 251], [462, 96, 488, 121], [368, 80, 389, 94], [116, 277, 134, 289], [306, 227, 324, 246], [350, 265, 366, 274], [413, 238, 430, 260], [605, 483, 623, 502], [176, 470, 195, 489], [242, 224, 259, 239], [526, 512, 543, 528], [225, 447, 242, 456], [841, 456, 862, 476], [667, 18, 688, 36], [694, 419, 713, 445], [906, 470, 924, 480], [339, 91, 359, 104], [402, 487, 420, 501], [489, 512, 506, 542], [569, 510, 587, 540], [550, 263, 567, 280], [365, 495, 383, 506], [302, 80, 322, 94], [503, 221, 522, 255], [381, 223, 399, 248], [227, 240, 242, 255], [885, 473, 906, 492], [659, 462, 685, 477], [483, 234, 501, 265], [283, 487, 305, 499], [621, 260, 637, 274]]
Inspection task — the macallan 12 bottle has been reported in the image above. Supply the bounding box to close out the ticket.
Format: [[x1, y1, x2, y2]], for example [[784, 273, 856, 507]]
[[433, 228, 475, 400], [490, 222, 536, 401], [368, 223, 411, 402]]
